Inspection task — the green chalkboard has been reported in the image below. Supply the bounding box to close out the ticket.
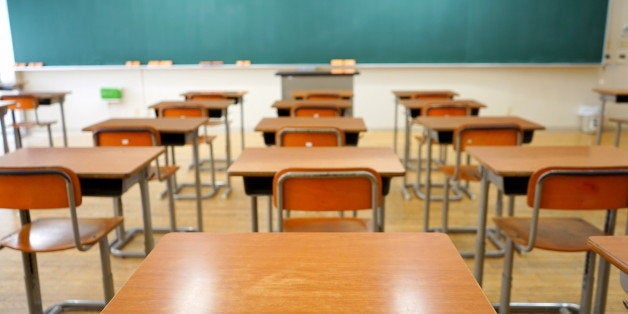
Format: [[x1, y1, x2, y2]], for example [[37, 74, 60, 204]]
[[8, 0, 608, 65]]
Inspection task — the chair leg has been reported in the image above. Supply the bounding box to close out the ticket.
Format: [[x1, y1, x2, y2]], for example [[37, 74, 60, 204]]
[[98, 237, 115, 302], [21, 251, 44, 314], [579, 251, 596, 314], [441, 177, 451, 233], [499, 238, 515, 314], [46, 125, 53, 147], [267, 196, 273, 232], [13, 126, 22, 149]]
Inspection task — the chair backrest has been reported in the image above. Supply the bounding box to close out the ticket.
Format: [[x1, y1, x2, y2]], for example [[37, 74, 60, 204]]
[[189, 94, 228, 101], [159, 105, 207, 118], [92, 126, 161, 147], [276, 126, 344, 147], [3, 95, 38, 110], [273, 167, 382, 212], [424, 103, 471, 117], [527, 167, 628, 210], [454, 123, 522, 152], [411, 93, 454, 100], [290, 104, 342, 118], [304, 93, 343, 100], [0, 166, 81, 209]]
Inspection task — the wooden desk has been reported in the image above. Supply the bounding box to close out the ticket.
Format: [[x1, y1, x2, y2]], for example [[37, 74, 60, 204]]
[[410, 116, 544, 203], [272, 99, 352, 117], [0, 147, 164, 257], [588, 235, 628, 313], [228, 147, 405, 232], [609, 116, 628, 147], [391, 90, 458, 154], [466, 145, 628, 286], [181, 90, 247, 150], [102, 232, 495, 314], [592, 88, 628, 145], [82, 118, 208, 231], [150, 100, 235, 174], [0, 100, 14, 153], [255, 117, 367, 146], [1, 91, 71, 147]]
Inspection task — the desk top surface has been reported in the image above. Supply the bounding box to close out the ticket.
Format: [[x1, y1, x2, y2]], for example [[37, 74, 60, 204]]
[[181, 90, 248, 99], [255, 117, 367, 132], [0, 147, 163, 179], [0, 90, 71, 99], [228, 147, 404, 177], [587, 236, 628, 273], [392, 90, 459, 99], [466, 145, 628, 177], [102, 232, 494, 314], [291, 89, 354, 99], [400, 99, 486, 109], [82, 118, 207, 134], [272, 99, 352, 109], [414, 116, 545, 131], [149, 100, 233, 110], [609, 116, 628, 124], [592, 88, 628, 96]]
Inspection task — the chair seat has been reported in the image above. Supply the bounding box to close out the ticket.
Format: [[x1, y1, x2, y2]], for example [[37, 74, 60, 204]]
[[439, 165, 481, 181], [148, 165, 179, 181], [283, 217, 372, 232], [11, 120, 57, 128], [0, 217, 123, 253], [493, 217, 605, 252]]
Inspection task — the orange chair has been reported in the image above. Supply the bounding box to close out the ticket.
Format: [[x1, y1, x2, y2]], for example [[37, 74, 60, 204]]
[[411, 103, 473, 200], [0, 166, 122, 313], [92, 126, 190, 232], [433, 124, 522, 236], [3, 95, 56, 148], [273, 168, 383, 232], [493, 167, 628, 314], [290, 104, 342, 118], [304, 93, 344, 100], [159, 104, 225, 199], [276, 126, 345, 147]]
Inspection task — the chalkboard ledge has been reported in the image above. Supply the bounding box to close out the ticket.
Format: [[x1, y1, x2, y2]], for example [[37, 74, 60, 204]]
[[12, 63, 602, 72]]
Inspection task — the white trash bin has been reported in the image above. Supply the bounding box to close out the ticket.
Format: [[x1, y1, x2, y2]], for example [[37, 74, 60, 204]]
[[577, 104, 600, 134]]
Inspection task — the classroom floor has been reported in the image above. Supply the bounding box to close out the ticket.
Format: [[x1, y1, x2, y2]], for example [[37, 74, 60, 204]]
[[0, 128, 626, 313]]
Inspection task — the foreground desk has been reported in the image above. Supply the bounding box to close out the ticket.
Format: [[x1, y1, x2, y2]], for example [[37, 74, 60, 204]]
[[82, 118, 208, 230], [0, 100, 14, 153], [587, 235, 628, 313], [391, 90, 458, 154], [272, 99, 352, 117], [102, 232, 495, 314], [181, 90, 247, 150], [228, 147, 405, 232], [466, 145, 628, 286], [1, 91, 71, 147], [592, 88, 628, 145], [0, 147, 164, 257], [255, 117, 367, 146], [150, 100, 235, 174]]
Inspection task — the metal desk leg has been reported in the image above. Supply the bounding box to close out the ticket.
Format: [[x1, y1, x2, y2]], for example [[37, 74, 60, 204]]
[[250, 196, 259, 232], [473, 166, 490, 286], [592, 210, 618, 314], [1, 109, 9, 153], [138, 176, 154, 255], [614, 121, 622, 147], [193, 136, 203, 231], [239, 96, 245, 150], [59, 99, 68, 147], [422, 134, 433, 232], [393, 97, 399, 154]]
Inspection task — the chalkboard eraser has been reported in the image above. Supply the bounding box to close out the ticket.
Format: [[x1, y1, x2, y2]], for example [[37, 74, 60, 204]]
[[125, 60, 141, 66], [330, 59, 356, 66], [14, 62, 26, 67], [199, 61, 212, 66], [236, 60, 251, 66], [28, 62, 44, 67], [148, 60, 173, 66]]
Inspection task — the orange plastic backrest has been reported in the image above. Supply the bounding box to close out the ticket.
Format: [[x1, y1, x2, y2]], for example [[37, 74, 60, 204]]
[[455, 124, 521, 152], [527, 167, 628, 210], [425, 104, 470, 117], [4, 96, 38, 110], [93, 126, 160, 147], [305, 93, 343, 100], [273, 168, 382, 211], [291, 105, 342, 117], [0, 167, 82, 209], [277, 126, 344, 147], [159, 106, 205, 118], [189, 94, 227, 100]]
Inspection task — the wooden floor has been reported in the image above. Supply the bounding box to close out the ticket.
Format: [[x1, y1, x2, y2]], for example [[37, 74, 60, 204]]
[[0, 128, 626, 313]]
